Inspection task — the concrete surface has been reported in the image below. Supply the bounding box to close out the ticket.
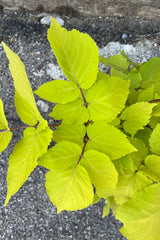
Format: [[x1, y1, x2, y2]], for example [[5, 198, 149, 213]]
[[0, 0, 160, 19]]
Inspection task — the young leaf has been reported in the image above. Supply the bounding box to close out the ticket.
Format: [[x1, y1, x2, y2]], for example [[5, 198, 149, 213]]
[[140, 57, 160, 91], [140, 155, 160, 182], [149, 123, 160, 155], [120, 102, 156, 136], [114, 138, 148, 176], [86, 77, 130, 122], [47, 17, 98, 89], [0, 99, 12, 152], [129, 137, 148, 163], [127, 89, 139, 105], [127, 71, 142, 89], [86, 123, 136, 160], [50, 99, 89, 125], [53, 124, 86, 145], [135, 127, 152, 147], [35, 80, 80, 104], [96, 70, 110, 83], [102, 203, 110, 218], [38, 141, 82, 171], [82, 150, 118, 190], [99, 54, 129, 73], [5, 126, 53, 206], [137, 86, 154, 102], [45, 165, 94, 213], [116, 183, 160, 240], [114, 172, 152, 205], [2, 42, 42, 125]]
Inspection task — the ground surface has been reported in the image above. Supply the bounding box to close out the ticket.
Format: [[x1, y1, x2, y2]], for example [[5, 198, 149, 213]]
[[0, 9, 160, 240]]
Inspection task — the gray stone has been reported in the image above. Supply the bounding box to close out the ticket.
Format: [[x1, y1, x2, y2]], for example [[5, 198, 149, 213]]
[[40, 15, 64, 26], [36, 100, 49, 112], [99, 40, 158, 63], [46, 63, 66, 80]]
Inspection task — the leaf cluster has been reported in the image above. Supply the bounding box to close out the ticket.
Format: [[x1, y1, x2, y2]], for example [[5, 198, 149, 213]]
[[1, 17, 160, 240]]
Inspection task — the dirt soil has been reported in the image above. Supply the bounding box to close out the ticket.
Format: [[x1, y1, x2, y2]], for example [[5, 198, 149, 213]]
[[1, 8, 160, 47]]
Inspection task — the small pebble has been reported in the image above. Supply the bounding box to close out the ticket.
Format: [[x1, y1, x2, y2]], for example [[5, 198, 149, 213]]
[[122, 33, 127, 39]]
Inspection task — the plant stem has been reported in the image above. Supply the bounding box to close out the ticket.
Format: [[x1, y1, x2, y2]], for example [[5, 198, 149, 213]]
[[76, 133, 89, 166], [149, 99, 160, 103], [77, 84, 88, 108]]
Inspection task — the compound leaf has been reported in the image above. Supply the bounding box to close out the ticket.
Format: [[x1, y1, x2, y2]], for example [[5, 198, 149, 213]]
[[2, 42, 42, 125], [0, 99, 12, 152], [48, 17, 98, 89], [53, 124, 86, 145], [86, 77, 129, 122], [82, 150, 118, 190], [5, 126, 53, 206], [116, 183, 160, 240], [86, 123, 136, 160], [45, 165, 94, 213], [50, 98, 89, 125], [140, 155, 160, 182], [35, 80, 80, 104], [149, 123, 160, 155], [38, 141, 82, 171], [120, 102, 156, 137]]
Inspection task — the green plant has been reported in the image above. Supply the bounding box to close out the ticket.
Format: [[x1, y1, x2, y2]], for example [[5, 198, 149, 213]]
[[1, 17, 160, 240]]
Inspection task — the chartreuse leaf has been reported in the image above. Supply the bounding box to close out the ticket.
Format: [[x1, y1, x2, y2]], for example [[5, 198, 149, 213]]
[[81, 150, 118, 190], [149, 123, 160, 155], [127, 71, 142, 89], [149, 116, 160, 129], [50, 99, 89, 124], [35, 80, 80, 104], [114, 138, 148, 175], [0, 99, 12, 153], [135, 127, 152, 147], [137, 86, 154, 102], [2, 42, 42, 125], [151, 93, 160, 117], [92, 192, 101, 204], [140, 155, 160, 182], [129, 137, 148, 162], [102, 200, 110, 218], [45, 165, 94, 213], [111, 68, 126, 79], [5, 125, 53, 206], [111, 69, 142, 89], [38, 141, 82, 170], [128, 89, 139, 105], [116, 183, 160, 240], [120, 102, 156, 137], [86, 77, 130, 122], [53, 124, 86, 145], [86, 122, 136, 160], [48, 17, 98, 89], [114, 172, 152, 205], [114, 138, 151, 205], [140, 57, 160, 91], [96, 70, 110, 83], [99, 54, 129, 73]]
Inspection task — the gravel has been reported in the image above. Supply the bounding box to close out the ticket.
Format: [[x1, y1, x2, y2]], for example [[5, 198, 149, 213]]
[[0, 8, 160, 240]]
